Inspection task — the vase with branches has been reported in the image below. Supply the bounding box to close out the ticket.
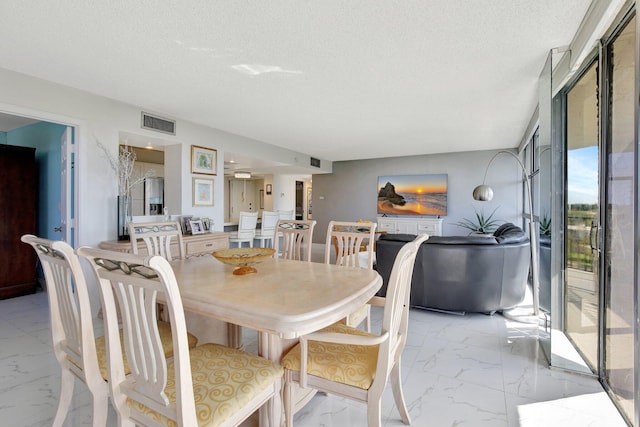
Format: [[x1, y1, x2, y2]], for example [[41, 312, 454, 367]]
[[97, 142, 155, 240]]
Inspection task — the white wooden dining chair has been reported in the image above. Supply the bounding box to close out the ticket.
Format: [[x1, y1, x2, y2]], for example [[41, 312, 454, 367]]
[[128, 221, 185, 260], [254, 210, 279, 248], [229, 211, 259, 248], [21, 235, 198, 427], [128, 221, 185, 322], [78, 247, 283, 427], [282, 234, 429, 427], [273, 219, 316, 261], [325, 221, 377, 331], [274, 210, 295, 249], [21, 235, 110, 427], [277, 210, 295, 220]]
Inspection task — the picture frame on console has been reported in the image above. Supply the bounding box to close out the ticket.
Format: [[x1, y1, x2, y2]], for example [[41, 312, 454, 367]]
[[190, 219, 205, 235], [180, 215, 193, 234]]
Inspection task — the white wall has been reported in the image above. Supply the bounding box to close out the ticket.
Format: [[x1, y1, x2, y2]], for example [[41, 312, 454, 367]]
[[312, 149, 524, 243], [164, 144, 183, 216], [0, 67, 330, 239], [0, 67, 331, 310]]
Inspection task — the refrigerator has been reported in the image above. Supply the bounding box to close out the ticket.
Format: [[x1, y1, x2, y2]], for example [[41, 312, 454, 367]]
[[144, 177, 164, 215]]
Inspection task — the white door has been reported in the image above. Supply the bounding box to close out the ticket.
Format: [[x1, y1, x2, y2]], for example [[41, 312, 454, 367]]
[[60, 127, 75, 246], [229, 179, 256, 221]]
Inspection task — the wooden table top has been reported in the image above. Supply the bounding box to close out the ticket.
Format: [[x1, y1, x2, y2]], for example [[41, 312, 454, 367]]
[[169, 256, 382, 339]]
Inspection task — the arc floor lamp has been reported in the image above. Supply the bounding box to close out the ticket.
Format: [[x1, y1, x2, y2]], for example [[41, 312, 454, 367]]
[[473, 150, 539, 321]]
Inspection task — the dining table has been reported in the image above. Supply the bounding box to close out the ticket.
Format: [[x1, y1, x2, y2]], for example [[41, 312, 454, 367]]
[[168, 254, 383, 426]]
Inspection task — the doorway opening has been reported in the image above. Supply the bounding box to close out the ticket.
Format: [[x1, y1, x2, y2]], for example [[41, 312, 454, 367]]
[[0, 112, 75, 245], [295, 180, 304, 220]]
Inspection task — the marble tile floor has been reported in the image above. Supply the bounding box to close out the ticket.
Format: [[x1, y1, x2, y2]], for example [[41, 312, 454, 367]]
[[0, 289, 627, 427]]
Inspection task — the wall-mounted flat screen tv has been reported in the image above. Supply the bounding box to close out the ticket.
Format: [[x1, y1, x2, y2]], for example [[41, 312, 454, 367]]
[[377, 174, 448, 216]]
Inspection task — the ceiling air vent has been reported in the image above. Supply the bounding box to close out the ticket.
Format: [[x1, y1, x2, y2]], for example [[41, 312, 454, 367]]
[[310, 157, 321, 168], [141, 112, 176, 135]]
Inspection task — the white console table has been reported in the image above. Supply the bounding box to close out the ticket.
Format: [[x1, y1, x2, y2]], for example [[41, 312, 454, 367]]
[[377, 217, 443, 236], [99, 232, 229, 257]]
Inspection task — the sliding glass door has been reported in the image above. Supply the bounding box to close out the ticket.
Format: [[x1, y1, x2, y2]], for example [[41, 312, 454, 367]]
[[561, 11, 636, 425], [603, 14, 635, 422], [565, 60, 600, 371]]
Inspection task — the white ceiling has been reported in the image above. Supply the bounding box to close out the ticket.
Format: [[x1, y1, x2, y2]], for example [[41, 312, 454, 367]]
[[0, 1, 592, 163]]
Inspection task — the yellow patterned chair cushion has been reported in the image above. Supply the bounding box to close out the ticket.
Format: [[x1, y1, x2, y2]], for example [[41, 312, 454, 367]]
[[282, 323, 379, 390], [128, 343, 284, 427], [94, 321, 198, 380]]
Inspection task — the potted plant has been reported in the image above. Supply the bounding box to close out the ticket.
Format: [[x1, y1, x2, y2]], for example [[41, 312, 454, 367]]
[[455, 207, 501, 235], [540, 214, 551, 236]]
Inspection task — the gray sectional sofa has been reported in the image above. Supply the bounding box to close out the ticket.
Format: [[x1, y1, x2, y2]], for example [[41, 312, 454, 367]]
[[375, 223, 531, 314]]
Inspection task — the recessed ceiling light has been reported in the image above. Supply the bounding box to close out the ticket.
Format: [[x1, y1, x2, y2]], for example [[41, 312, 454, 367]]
[[231, 64, 302, 76], [234, 171, 251, 179]]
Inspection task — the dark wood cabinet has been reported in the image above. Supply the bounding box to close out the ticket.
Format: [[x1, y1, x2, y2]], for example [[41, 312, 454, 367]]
[[0, 144, 37, 299]]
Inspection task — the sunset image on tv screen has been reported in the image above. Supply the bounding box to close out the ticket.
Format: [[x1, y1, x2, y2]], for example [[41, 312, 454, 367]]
[[377, 174, 447, 216]]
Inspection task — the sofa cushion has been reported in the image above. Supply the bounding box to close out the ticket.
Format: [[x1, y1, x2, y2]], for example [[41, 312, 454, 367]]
[[378, 233, 417, 242], [492, 223, 528, 244], [493, 222, 518, 236], [424, 235, 498, 245]]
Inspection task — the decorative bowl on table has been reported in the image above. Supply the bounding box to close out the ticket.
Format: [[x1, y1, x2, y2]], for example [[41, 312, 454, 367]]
[[212, 247, 276, 275]]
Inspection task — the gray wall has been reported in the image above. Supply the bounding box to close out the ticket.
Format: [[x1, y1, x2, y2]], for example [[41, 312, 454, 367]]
[[312, 149, 525, 243]]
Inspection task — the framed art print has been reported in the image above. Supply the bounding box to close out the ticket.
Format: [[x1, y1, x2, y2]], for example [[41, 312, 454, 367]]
[[191, 145, 217, 175], [193, 177, 214, 206]]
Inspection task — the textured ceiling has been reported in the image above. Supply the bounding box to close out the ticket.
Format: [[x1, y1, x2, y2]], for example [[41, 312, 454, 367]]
[[0, 1, 591, 162]]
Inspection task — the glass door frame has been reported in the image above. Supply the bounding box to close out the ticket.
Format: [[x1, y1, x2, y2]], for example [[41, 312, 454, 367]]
[[597, 8, 637, 425], [551, 5, 638, 425], [627, 6, 639, 427], [551, 50, 601, 376]]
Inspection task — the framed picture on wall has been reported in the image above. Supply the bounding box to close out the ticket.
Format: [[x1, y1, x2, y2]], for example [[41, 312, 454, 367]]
[[193, 178, 214, 206], [191, 145, 217, 175]]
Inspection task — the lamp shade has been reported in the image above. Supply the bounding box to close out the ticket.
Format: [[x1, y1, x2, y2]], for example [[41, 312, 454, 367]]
[[472, 184, 494, 201]]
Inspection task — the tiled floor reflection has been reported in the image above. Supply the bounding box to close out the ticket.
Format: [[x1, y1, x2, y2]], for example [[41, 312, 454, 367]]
[[0, 290, 626, 426]]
